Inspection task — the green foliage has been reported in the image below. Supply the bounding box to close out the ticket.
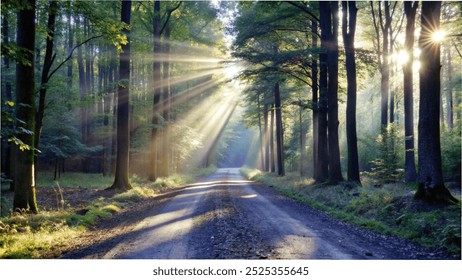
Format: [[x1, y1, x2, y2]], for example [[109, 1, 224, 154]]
[[362, 124, 404, 184], [441, 125, 462, 181]]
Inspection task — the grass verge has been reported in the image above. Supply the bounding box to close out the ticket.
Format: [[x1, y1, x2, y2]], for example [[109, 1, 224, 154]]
[[241, 167, 461, 256]]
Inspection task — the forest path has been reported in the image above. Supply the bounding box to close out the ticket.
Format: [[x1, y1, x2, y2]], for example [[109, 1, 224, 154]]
[[90, 168, 437, 259]]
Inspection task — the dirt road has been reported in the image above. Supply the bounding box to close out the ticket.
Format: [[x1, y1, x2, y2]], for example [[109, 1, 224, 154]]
[[64, 168, 450, 259]]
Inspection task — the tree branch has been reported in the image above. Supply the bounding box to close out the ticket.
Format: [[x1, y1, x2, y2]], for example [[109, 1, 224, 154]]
[[47, 34, 103, 82], [160, 1, 182, 35], [286, 1, 320, 23]]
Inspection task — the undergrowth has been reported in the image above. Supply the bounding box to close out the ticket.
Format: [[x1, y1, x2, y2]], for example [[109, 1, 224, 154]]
[[241, 167, 461, 256], [0, 170, 201, 258]]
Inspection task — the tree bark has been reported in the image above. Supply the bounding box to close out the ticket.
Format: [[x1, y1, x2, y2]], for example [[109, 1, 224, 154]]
[[342, 1, 360, 184], [315, 1, 329, 183], [415, 1, 457, 204], [445, 46, 454, 130], [299, 102, 307, 177], [263, 103, 270, 171], [403, 1, 418, 183], [149, 0, 161, 181], [380, 1, 391, 128], [270, 103, 276, 173], [13, 0, 38, 213], [35, 0, 58, 156], [274, 82, 285, 176], [110, 0, 132, 191], [67, 3, 73, 88], [257, 93, 264, 170], [327, 1, 343, 183], [311, 19, 318, 178], [159, 25, 171, 177]]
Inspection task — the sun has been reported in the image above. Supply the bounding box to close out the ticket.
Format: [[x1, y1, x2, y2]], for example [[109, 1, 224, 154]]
[[432, 30, 446, 42]]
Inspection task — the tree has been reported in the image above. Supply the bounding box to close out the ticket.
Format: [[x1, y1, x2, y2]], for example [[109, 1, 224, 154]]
[[316, 1, 330, 182], [13, 0, 39, 213], [415, 1, 457, 204], [342, 1, 360, 184], [326, 1, 343, 183], [274, 82, 285, 176], [110, 0, 132, 191], [402, 1, 418, 183], [35, 0, 59, 163]]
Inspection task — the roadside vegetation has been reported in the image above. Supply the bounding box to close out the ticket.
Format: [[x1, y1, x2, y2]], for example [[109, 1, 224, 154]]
[[241, 168, 461, 256], [0, 166, 216, 258]]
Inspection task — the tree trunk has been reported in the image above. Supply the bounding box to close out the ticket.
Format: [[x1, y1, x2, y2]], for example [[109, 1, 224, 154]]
[[257, 93, 264, 170], [316, 1, 330, 183], [327, 1, 343, 183], [311, 19, 318, 178], [274, 82, 285, 176], [445, 47, 454, 130], [35, 0, 58, 159], [270, 103, 276, 173], [2, 12, 14, 191], [415, 1, 457, 204], [159, 25, 171, 177], [67, 4, 73, 88], [403, 1, 418, 183], [342, 1, 360, 184], [299, 103, 307, 177], [380, 1, 391, 129], [13, 0, 38, 213], [110, 0, 132, 191], [263, 103, 270, 171], [76, 16, 88, 149], [149, 0, 161, 181]]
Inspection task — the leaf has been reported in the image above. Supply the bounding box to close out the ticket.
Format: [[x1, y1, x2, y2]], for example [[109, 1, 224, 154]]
[[5, 101, 14, 107]]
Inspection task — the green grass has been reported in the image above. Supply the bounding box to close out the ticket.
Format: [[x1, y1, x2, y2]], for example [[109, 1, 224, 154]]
[[241, 167, 461, 256], [0, 169, 203, 258], [36, 172, 114, 189]]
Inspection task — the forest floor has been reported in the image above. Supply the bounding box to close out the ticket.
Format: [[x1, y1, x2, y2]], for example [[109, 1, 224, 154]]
[[0, 168, 459, 259], [57, 168, 457, 259]]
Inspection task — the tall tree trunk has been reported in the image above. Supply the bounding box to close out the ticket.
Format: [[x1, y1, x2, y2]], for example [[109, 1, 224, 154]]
[[274, 82, 285, 176], [299, 103, 307, 177], [316, 1, 330, 183], [2, 11, 14, 191], [110, 0, 132, 191], [35, 0, 58, 160], [415, 1, 457, 204], [380, 1, 391, 128], [67, 4, 73, 88], [13, 0, 38, 213], [445, 47, 454, 130], [149, 0, 161, 181], [311, 19, 318, 178], [403, 1, 418, 183], [342, 1, 360, 184], [270, 103, 276, 173], [159, 25, 171, 177], [76, 16, 87, 149], [257, 93, 264, 169], [263, 103, 270, 171], [327, 1, 343, 183]]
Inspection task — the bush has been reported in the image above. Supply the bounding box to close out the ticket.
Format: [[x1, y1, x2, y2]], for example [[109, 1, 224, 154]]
[[363, 124, 404, 184], [441, 127, 461, 181]]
